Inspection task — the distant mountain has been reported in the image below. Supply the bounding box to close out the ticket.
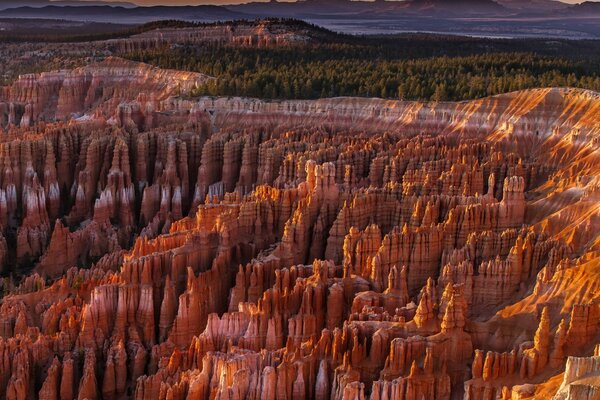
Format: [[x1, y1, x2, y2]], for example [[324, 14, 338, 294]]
[[0, 5, 247, 23], [403, 0, 507, 15], [496, 0, 569, 12], [230, 0, 509, 18], [0, 1, 136, 10], [0, 0, 599, 39], [0, 0, 592, 23], [231, 0, 383, 18], [565, 1, 600, 16]]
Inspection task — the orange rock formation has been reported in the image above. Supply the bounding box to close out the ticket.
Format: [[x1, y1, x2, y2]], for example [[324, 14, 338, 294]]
[[0, 60, 599, 400]]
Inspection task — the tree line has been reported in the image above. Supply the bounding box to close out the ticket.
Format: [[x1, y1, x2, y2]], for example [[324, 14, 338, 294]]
[[124, 38, 600, 101]]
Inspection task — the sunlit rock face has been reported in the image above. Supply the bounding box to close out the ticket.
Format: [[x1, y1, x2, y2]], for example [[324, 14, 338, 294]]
[[0, 60, 600, 400], [0, 57, 211, 128]]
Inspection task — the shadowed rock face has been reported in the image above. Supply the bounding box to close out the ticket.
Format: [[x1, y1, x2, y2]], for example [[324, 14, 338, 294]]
[[0, 60, 599, 400], [112, 20, 313, 53]]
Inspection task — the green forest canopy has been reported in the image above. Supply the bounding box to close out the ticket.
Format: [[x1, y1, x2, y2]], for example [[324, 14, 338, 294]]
[[124, 32, 600, 102]]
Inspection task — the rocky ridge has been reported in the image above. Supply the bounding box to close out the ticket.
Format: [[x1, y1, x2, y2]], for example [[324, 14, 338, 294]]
[[112, 20, 313, 53]]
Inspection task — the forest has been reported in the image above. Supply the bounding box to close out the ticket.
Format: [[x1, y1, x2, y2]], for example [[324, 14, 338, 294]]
[[125, 33, 600, 101]]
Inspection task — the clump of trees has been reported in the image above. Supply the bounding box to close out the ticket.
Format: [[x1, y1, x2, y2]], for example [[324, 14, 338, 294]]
[[125, 36, 600, 101]]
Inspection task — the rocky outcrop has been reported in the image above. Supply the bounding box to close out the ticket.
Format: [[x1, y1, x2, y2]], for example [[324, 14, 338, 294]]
[[0, 57, 211, 128], [553, 345, 600, 400], [111, 19, 312, 53]]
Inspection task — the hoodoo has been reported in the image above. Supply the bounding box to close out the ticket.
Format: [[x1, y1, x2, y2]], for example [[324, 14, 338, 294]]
[[0, 31, 599, 400]]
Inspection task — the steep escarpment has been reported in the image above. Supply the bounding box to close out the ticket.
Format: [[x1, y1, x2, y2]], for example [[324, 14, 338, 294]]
[[111, 19, 314, 53], [0, 57, 211, 129], [0, 60, 599, 400]]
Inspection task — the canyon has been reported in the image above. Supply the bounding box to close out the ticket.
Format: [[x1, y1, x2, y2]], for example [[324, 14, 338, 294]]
[[0, 57, 599, 400]]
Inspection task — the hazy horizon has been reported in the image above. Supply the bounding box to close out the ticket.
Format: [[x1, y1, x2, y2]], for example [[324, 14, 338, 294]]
[[68, 0, 600, 6]]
